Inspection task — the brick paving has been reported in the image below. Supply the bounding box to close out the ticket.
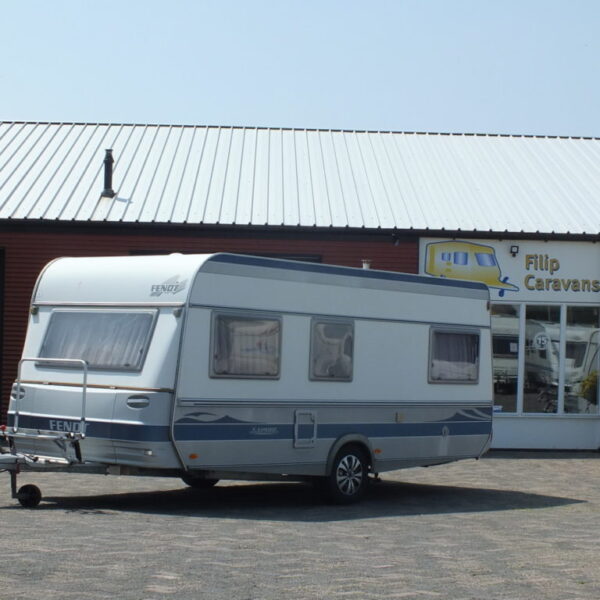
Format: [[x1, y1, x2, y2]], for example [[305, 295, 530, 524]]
[[1, 451, 599, 599]]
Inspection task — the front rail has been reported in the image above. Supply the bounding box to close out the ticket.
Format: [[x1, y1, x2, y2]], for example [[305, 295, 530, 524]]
[[0, 452, 106, 473], [0, 451, 109, 506], [12, 357, 89, 439]]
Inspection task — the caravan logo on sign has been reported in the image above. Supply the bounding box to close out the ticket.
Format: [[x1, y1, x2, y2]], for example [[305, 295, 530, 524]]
[[424, 241, 519, 296], [150, 275, 188, 297]]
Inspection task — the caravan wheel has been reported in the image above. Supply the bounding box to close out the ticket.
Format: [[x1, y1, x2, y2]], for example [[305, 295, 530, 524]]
[[17, 484, 42, 508], [326, 445, 369, 504]]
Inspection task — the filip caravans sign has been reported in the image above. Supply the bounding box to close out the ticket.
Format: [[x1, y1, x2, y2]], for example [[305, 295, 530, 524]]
[[419, 239, 600, 302]]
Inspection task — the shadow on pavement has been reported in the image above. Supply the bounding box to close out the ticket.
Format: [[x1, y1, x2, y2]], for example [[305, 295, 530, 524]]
[[9, 479, 583, 522]]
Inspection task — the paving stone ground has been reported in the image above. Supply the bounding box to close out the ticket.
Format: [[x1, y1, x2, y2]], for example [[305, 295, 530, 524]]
[[1, 450, 599, 599]]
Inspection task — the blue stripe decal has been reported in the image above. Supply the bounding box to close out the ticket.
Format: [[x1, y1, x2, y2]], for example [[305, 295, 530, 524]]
[[439, 407, 493, 422], [9, 414, 491, 443], [172, 420, 491, 441], [7, 414, 170, 442], [209, 253, 488, 292], [173, 406, 494, 425]]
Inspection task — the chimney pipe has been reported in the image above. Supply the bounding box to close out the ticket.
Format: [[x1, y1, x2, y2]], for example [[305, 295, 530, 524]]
[[362, 259, 371, 270], [102, 149, 115, 198]]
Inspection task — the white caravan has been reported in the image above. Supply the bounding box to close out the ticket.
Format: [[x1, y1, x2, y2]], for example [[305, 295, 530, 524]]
[[1, 253, 493, 506], [524, 320, 599, 413]]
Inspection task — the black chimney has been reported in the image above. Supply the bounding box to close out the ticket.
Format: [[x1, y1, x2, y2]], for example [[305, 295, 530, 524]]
[[102, 149, 115, 198]]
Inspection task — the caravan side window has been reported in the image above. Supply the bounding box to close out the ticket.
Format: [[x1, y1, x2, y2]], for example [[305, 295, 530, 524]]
[[429, 328, 480, 383], [211, 313, 281, 378], [310, 319, 354, 381]]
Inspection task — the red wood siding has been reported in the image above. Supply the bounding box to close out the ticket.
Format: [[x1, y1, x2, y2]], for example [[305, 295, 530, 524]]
[[0, 228, 418, 420]]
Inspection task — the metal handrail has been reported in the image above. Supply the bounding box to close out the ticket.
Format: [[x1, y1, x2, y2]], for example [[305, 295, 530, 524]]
[[13, 357, 88, 438]]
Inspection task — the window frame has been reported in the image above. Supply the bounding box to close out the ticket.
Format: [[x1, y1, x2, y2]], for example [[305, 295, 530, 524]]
[[209, 310, 283, 380], [428, 326, 481, 385], [37, 308, 158, 372], [309, 317, 354, 382]]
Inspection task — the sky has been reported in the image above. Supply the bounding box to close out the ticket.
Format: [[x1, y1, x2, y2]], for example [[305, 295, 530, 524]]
[[2, 0, 599, 137]]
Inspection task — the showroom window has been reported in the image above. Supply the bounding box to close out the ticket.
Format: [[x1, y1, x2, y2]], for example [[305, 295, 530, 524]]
[[565, 306, 599, 414], [492, 302, 600, 415], [491, 304, 520, 413], [524, 305, 561, 413]]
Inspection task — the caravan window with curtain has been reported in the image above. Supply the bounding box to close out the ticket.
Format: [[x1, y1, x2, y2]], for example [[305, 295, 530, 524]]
[[39, 310, 157, 371], [310, 319, 354, 381], [211, 313, 281, 378], [429, 329, 480, 383]]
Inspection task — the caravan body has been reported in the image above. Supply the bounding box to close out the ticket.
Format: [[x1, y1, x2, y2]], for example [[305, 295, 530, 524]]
[[5, 253, 493, 502]]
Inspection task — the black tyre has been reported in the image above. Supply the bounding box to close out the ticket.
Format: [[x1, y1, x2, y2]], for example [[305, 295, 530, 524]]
[[181, 474, 219, 489], [17, 484, 42, 508], [326, 445, 369, 504]]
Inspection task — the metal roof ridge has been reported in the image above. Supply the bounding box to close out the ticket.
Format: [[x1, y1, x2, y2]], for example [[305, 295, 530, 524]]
[[1, 121, 599, 140]]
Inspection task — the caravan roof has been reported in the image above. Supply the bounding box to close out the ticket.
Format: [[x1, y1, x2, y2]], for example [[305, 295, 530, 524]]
[[33, 253, 489, 306]]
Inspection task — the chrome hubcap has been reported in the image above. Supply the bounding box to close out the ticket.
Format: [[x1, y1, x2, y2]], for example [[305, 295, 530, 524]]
[[336, 454, 363, 496]]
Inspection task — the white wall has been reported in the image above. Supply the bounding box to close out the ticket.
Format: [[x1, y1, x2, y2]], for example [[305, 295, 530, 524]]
[[492, 415, 600, 450]]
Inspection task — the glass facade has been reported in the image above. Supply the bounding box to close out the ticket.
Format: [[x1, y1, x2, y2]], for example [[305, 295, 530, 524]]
[[565, 306, 600, 414], [492, 302, 600, 415], [524, 304, 560, 413], [491, 304, 520, 413]]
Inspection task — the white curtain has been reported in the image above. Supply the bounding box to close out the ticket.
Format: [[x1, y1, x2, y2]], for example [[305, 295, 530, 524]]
[[41, 311, 154, 370], [213, 316, 280, 376], [431, 332, 479, 382]]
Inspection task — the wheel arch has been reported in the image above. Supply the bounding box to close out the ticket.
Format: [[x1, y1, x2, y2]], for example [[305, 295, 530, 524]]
[[325, 434, 375, 476]]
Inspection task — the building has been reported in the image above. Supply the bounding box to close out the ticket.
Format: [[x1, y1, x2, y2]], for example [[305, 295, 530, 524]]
[[2, 121, 600, 449]]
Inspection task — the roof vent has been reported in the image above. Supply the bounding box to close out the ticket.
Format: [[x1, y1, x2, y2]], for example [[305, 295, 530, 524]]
[[101, 149, 115, 198]]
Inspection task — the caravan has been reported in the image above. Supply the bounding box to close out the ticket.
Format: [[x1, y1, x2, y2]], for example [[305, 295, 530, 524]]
[[1, 253, 493, 506], [524, 320, 599, 413]]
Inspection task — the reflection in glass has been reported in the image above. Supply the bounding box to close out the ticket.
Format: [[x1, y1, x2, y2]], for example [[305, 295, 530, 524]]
[[491, 304, 519, 412], [565, 307, 599, 414], [524, 305, 560, 413]]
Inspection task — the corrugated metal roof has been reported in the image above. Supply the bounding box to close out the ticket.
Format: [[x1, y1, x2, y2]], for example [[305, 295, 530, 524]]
[[1, 121, 600, 235]]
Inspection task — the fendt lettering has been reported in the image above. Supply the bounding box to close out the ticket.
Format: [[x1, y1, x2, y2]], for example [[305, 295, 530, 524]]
[[48, 420, 81, 433]]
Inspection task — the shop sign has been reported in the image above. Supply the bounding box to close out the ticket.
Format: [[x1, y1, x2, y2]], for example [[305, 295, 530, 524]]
[[419, 239, 600, 302]]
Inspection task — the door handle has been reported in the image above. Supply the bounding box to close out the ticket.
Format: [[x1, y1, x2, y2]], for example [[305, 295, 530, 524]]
[[126, 395, 150, 409]]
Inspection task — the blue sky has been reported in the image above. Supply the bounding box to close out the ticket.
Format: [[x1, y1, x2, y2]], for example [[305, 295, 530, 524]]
[[2, 0, 599, 136]]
